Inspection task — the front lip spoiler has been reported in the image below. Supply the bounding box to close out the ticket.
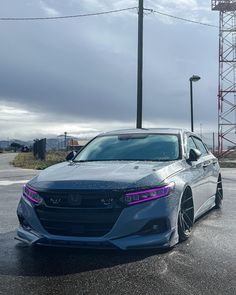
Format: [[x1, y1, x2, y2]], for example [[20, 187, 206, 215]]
[[36, 239, 119, 249], [15, 227, 43, 246], [16, 225, 177, 250], [15, 226, 119, 249]]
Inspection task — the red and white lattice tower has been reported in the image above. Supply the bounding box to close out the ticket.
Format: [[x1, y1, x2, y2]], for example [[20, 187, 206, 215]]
[[212, 0, 236, 155]]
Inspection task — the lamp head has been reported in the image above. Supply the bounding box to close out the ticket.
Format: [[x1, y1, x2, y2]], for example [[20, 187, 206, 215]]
[[190, 75, 201, 82]]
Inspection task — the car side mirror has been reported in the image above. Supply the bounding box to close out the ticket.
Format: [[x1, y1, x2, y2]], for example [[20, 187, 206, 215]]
[[66, 151, 77, 161], [188, 148, 201, 162]]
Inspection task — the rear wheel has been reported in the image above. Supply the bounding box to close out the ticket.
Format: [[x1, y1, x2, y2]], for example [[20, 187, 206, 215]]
[[178, 188, 194, 242], [215, 175, 223, 209]]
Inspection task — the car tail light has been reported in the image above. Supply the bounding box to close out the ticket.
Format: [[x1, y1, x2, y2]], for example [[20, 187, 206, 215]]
[[23, 185, 43, 205], [123, 183, 175, 206]]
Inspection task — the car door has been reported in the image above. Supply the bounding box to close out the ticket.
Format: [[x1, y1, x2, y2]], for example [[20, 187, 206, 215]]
[[186, 135, 210, 214], [193, 137, 218, 199]]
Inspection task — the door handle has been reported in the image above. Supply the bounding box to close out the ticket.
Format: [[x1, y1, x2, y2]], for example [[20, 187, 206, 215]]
[[203, 161, 211, 168]]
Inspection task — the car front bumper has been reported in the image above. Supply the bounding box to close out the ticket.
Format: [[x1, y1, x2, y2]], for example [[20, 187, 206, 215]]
[[16, 191, 180, 250]]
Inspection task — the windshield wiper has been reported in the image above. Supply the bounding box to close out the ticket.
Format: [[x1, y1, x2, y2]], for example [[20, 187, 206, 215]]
[[73, 159, 175, 162]]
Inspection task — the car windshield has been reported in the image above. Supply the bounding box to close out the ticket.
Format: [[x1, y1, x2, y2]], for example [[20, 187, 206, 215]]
[[74, 134, 180, 162]]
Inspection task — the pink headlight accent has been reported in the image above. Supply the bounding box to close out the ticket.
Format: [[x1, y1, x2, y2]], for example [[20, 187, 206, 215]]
[[23, 185, 41, 204], [125, 183, 174, 205]]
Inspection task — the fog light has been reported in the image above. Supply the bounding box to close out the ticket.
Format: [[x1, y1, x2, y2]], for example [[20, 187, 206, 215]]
[[138, 219, 169, 235]]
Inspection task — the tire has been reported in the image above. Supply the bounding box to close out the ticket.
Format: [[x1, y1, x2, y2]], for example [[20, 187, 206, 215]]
[[178, 188, 194, 242], [215, 175, 223, 209]]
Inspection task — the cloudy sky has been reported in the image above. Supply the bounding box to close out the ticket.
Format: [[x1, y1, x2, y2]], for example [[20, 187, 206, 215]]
[[0, 0, 219, 140]]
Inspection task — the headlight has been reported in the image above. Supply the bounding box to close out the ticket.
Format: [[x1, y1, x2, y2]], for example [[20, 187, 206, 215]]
[[23, 185, 43, 205], [123, 182, 175, 206]]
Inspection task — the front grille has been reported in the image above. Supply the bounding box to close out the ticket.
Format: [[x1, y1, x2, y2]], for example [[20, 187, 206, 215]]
[[39, 190, 122, 209], [36, 206, 122, 237], [36, 190, 123, 237]]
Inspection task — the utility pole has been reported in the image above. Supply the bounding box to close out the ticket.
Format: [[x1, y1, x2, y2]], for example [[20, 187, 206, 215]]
[[64, 132, 67, 150], [136, 0, 144, 129], [213, 132, 215, 155]]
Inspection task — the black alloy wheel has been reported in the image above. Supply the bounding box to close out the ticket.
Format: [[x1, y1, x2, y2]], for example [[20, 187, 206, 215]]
[[215, 175, 223, 209], [178, 189, 194, 242]]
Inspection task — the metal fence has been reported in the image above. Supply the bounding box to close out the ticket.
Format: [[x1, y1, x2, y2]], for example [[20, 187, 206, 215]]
[[33, 138, 46, 160]]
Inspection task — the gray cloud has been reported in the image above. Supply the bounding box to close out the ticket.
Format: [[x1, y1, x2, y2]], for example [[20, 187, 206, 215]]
[[0, 0, 219, 139]]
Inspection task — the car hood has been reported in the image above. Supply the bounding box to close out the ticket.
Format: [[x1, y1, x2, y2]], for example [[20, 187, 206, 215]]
[[29, 160, 184, 191]]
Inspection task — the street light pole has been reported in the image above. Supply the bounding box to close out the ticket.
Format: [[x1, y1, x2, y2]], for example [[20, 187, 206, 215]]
[[190, 79, 194, 132], [136, 0, 144, 129], [189, 75, 201, 132]]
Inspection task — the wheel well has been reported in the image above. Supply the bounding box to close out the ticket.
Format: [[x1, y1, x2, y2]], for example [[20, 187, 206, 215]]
[[177, 185, 194, 241], [182, 186, 194, 219], [184, 186, 193, 198]]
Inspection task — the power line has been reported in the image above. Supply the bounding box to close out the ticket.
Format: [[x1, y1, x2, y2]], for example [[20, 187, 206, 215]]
[[0, 7, 137, 21], [0, 5, 218, 29], [146, 8, 218, 28]]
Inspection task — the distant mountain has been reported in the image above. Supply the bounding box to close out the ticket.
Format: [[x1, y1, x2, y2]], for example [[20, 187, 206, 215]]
[[1, 132, 235, 151], [0, 139, 32, 149], [0, 137, 88, 150]]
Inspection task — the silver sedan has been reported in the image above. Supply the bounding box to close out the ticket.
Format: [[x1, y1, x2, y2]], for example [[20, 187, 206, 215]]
[[16, 128, 223, 249]]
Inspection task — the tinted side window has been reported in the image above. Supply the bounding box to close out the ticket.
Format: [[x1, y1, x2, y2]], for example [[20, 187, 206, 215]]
[[187, 136, 197, 155], [193, 137, 208, 156]]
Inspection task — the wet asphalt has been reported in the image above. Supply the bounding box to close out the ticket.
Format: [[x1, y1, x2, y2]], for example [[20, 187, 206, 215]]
[[0, 153, 236, 295]]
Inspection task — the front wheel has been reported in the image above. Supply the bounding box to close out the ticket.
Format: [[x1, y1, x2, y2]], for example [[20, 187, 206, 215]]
[[178, 188, 194, 242], [215, 175, 223, 209]]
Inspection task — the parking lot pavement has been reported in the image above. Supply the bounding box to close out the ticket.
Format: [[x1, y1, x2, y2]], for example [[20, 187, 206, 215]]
[[0, 154, 236, 295], [0, 154, 38, 234]]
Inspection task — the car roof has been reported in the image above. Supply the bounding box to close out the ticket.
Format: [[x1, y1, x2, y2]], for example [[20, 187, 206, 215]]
[[99, 128, 187, 136]]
